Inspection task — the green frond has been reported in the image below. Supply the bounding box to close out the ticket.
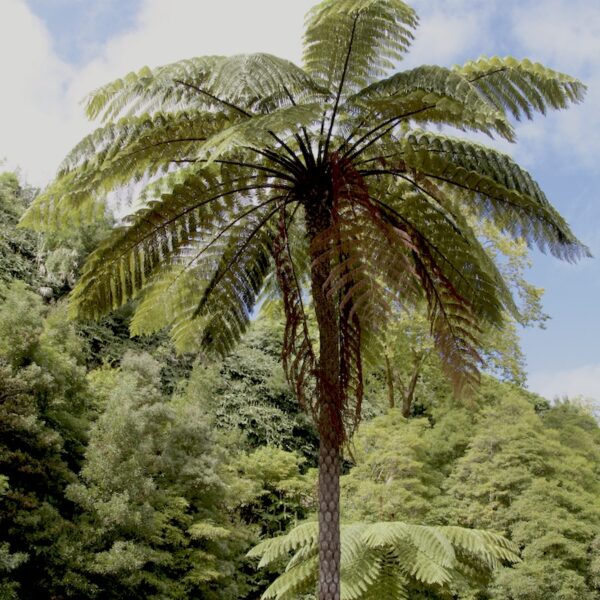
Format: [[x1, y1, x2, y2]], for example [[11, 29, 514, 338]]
[[18, 180, 107, 234], [129, 200, 276, 356], [129, 266, 208, 353], [262, 555, 319, 599], [58, 109, 231, 176], [341, 530, 383, 599], [441, 526, 521, 568], [85, 53, 326, 125], [403, 524, 457, 569], [84, 56, 227, 122], [250, 520, 519, 600], [206, 53, 328, 112], [304, 0, 418, 93], [409, 550, 452, 585], [248, 522, 319, 568], [361, 563, 408, 600], [202, 103, 324, 164], [348, 65, 515, 140], [190, 208, 276, 356], [20, 110, 233, 231], [397, 130, 590, 261], [455, 56, 587, 120], [68, 166, 267, 321]]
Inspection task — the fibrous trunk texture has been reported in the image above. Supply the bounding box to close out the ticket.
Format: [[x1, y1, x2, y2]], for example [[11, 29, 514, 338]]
[[306, 193, 343, 600], [317, 425, 341, 600]]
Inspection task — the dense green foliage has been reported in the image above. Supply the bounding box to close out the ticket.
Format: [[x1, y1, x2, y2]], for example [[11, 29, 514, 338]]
[[0, 173, 40, 286], [2, 176, 599, 598], [66, 352, 251, 599], [184, 316, 319, 462], [0, 281, 90, 598], [338, 383, 600, 599]]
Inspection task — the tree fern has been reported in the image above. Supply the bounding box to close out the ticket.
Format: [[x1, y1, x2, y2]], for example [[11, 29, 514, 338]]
[[20, 0, 588, 598], [249, 521, 520, 599]]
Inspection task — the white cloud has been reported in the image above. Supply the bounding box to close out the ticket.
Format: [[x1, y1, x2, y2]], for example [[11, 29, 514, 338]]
[[0, 0, 314, 186], [1, 0, 598, 186], [0, 0, 84, 185], [403, 0, 494, 68], [528, 363, 600, 402], [506, 0, 600, 171], [510, 0, 600, 72]]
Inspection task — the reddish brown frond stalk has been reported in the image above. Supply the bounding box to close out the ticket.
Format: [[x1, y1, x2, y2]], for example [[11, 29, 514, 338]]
[[410, 233, 484, 392], [273, 204, 319, 418]]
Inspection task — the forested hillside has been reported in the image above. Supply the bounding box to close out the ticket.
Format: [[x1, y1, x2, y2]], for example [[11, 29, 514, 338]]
[[1, 171, 599, 599]]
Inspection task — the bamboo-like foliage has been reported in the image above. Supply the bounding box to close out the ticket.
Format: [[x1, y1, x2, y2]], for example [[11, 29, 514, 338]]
[[20, 4, 587, 596], [249, 521, 520, 599]]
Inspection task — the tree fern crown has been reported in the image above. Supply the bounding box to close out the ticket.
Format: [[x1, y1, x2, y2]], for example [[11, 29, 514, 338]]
[[20, 0, 588, 437]]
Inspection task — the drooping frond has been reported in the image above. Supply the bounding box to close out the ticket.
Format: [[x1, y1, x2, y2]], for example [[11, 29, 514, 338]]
[[85, 56, 228, 122], [376, 187, 513, 388], [68, 164, 283, 321], [20, 110, 233, 230], [249, 521, 520, 600], [85, 53, 327, 123], [346, 65, 515, 141], [390, 130, 590, 261], [273, 204, 318, 416], [441, 526, 521, 569], [190, 203, 278, 355], [303, 0, 418, 93], [314, 153, 515, 395], [455, 56, 587, 121], [130, 199, 278, 355], [130, 265, 209, 353], [313, 154, 420, 431], [58, 110, 229, 176]]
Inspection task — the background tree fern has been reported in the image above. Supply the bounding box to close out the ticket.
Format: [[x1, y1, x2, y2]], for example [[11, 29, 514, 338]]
[[249, 520, 520, 600], [21, 0, 587, 598]]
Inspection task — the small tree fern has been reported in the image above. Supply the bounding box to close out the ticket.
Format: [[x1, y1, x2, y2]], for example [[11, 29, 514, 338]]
[[249, 521, 520, 600], [21, 1, 588, 598]]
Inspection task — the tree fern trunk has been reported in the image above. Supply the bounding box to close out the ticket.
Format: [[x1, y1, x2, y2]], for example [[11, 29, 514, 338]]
[[317, 423, 341, 600], [306, 195, 343, 600]]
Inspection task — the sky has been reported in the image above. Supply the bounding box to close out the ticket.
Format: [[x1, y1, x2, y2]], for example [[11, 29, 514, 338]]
[[0, 0, 598, 402]]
